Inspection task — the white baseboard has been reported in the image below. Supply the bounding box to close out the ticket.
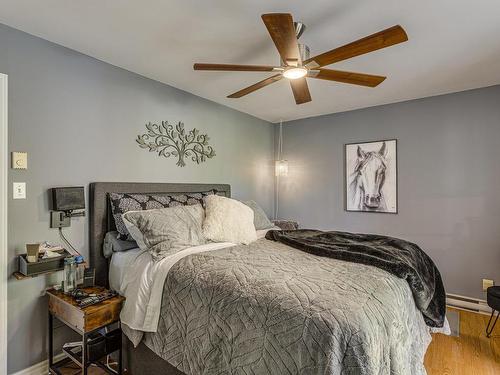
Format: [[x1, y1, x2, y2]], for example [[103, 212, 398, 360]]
[[446, 293, 492, 315], [11, 353, 65, 375]]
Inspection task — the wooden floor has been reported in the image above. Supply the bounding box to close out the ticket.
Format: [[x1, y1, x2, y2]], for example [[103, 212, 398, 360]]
[[56, 308, 499, 375], [425, 308, 500, 375], [55, 362, 122, 374]]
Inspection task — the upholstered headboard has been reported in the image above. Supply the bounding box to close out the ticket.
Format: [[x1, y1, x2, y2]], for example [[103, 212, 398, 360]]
[[89, 182, 231, 286]]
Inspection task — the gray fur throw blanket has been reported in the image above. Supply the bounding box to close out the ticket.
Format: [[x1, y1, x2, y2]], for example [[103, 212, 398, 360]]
[[266, 229, 446, 327]]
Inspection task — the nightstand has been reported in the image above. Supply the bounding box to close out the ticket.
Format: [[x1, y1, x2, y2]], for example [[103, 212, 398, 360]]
[[47, 286, 125, 375]]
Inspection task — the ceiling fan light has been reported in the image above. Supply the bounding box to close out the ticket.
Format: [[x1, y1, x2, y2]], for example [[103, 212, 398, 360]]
[[283, 67, 307, 80]]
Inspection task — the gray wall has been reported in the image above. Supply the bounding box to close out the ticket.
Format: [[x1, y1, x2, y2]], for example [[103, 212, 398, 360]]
[[3, 19, 500, 373], [278, 85, 500, 302], [0, 24, 274, 373]]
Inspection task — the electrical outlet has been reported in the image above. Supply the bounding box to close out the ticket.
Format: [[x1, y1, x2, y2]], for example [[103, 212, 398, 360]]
[[482, 279, 494, 291]]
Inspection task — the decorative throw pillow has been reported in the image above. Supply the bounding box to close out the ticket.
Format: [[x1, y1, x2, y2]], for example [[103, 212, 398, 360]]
[[102, 231, 138, 258], [243, 200, 274, 230], [123, 204, 206, 261], [109, 190, 216, 240], [122, 215, 148, 251], [203, 195, 257, 244]]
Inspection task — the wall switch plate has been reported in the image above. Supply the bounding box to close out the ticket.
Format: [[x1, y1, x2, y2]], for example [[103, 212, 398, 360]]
[[13, 182, 26, 199], [12, 152, 28, 169], [483, 279, 494, 291], [50, 211, 70, 228]]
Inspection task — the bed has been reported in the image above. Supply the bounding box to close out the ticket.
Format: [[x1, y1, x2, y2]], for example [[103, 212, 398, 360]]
[[90, 182, 232, 374], [89, 182, 447, 375]]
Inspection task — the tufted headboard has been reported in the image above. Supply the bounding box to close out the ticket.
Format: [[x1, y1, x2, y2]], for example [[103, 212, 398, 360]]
[[88, 182, 231, 286]]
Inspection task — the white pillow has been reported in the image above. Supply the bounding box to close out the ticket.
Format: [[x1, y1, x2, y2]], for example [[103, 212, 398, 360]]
[[202, 195, 257, 244]]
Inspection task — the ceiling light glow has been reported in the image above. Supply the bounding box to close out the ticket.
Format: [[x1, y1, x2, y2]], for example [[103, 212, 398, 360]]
[[283, 67, 307, 80]]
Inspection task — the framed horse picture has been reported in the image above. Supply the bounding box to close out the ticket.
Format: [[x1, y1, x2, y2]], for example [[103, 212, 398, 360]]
[[345, 139, 398, 213]]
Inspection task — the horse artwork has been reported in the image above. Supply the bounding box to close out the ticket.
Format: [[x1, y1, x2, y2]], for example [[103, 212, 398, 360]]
[[345, 139, 397, 213]]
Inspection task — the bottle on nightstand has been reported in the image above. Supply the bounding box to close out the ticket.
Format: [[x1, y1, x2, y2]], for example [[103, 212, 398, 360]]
[[75, 255, 85, 286], [63, 257, 76, 293]]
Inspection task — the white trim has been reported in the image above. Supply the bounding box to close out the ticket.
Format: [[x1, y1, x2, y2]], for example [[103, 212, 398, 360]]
[[446, 293, 491, 315], [11, 354, 65, 375], [0, 73, 8, 375]]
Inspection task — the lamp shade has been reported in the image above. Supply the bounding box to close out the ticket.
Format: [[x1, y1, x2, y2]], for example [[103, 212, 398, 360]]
[[275, 159, 288, 177]]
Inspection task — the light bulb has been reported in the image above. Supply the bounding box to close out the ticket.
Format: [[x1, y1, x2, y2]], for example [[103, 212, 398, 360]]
[[275, 160, 289, 176], [283, 67, 307, 80]]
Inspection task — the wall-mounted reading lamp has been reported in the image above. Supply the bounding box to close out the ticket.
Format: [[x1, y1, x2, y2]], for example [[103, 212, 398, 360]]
[[49, 186, 86, 228]]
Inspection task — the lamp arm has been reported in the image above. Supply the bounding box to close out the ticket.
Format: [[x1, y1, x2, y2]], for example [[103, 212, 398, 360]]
[[64, 210, 85, 218]]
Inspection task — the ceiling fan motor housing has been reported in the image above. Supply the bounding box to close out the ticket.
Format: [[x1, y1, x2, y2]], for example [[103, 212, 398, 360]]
[[278, 21, 310, 67], [294, 21, 306, 39], [280, 44, 310, 67]]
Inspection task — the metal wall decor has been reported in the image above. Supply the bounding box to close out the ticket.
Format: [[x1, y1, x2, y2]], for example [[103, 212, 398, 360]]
[[136, 121, 216, 167]]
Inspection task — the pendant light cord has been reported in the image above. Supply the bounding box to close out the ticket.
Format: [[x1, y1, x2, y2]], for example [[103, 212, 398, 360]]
[[278, 121, 283, 159], [275, 120, 283, 220]]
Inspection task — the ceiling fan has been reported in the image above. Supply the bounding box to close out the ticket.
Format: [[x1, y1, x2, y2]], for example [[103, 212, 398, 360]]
[[194, 13, 408, 105]]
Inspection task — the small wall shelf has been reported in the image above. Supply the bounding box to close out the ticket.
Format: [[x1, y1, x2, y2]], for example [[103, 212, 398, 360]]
[[12, 261, 87, 280], [12, 269, 60, 280]]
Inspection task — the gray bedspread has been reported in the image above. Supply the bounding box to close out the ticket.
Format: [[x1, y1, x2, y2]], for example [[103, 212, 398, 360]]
[[143, 238, 432, 374], [265, 230, 446, 328]]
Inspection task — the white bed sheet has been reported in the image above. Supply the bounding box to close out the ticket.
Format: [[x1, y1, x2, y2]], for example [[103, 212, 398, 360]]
[[108, 247, 143, 294]]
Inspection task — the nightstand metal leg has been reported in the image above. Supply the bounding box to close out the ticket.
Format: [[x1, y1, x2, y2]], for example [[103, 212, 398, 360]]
[[82, 332, 88, 375], [48, 312, 53, 372], [118, 321, 123, 375]]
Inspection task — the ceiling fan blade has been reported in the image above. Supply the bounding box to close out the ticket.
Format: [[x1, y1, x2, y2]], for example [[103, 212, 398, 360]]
[[289, 77, 311, 104], [310, 69, 386, 87], [262, 13, 301, 66], [194, 63, 279, 72], [304, 25, 408, 68], [227, 74, 283, 98]]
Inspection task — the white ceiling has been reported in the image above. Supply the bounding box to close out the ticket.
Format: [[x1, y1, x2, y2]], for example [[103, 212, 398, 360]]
[[1, 0, 500, 122]]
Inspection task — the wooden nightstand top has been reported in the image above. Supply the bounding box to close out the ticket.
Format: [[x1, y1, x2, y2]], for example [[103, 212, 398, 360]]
[[47, 286, 125, 334]]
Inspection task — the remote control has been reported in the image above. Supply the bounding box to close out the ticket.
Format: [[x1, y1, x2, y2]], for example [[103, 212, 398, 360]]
[[78, 292, 117, 308]]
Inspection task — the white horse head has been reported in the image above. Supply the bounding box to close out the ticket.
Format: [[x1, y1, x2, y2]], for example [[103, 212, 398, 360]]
[[350, 142, 388, 211]]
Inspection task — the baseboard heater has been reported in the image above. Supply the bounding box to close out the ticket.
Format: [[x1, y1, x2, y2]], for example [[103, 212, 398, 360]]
[[446, 293, 491, 315]]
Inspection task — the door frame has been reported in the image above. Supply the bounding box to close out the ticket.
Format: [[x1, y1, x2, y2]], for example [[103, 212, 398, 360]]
[[0, 73, 8, 375]]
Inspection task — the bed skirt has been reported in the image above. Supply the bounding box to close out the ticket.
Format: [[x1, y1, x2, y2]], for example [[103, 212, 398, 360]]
[[123, 334, 185, 375]]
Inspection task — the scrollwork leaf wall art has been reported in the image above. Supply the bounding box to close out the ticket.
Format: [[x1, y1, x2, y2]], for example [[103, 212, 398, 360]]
[[136, 121, 216, 167]]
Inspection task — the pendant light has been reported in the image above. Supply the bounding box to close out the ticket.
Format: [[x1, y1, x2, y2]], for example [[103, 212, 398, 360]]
[[275, 121, 288, 177]]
